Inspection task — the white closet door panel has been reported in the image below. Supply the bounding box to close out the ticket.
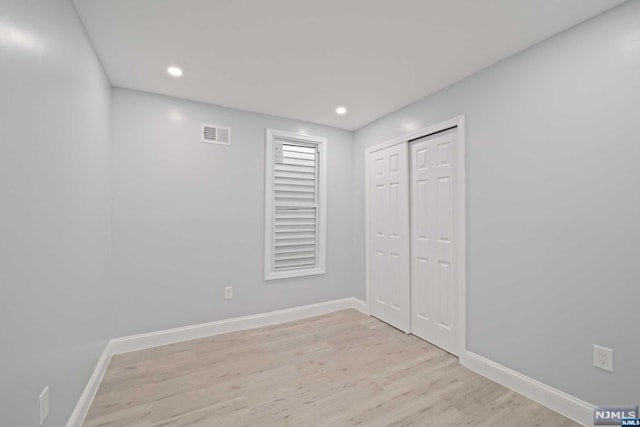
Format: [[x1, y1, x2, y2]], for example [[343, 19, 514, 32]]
[[368, 144, 410, 332], [410, 129, 458, 355]]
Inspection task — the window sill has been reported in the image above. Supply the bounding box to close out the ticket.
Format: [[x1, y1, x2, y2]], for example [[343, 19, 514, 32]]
[[265, 267, 326, 281]]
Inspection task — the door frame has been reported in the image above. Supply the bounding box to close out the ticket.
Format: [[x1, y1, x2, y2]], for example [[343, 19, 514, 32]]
[[365, 115, 467, 359]]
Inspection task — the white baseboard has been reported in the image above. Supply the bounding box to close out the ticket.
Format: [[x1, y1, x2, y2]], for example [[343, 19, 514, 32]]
[[350, 297, 369, 315], [110, 297, 365, 355], [462, 351, 594, 426], [66, 342, 112, 427]]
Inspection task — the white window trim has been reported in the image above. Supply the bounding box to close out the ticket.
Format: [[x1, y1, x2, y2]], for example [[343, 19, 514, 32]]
[[264, 128, 327, 281]]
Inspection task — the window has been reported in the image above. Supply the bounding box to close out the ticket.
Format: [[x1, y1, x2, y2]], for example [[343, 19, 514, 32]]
[[264, 129, 327, 280]]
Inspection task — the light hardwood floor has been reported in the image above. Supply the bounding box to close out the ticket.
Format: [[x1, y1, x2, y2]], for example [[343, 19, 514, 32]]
[[84, 310, 579, 427]]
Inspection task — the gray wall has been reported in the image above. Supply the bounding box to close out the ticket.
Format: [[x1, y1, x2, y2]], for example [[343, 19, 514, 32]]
[[112, 88, 355, 337], [2, 0, 637, 424], [353, 1, 639, 405], [0, 0, 114, 426]]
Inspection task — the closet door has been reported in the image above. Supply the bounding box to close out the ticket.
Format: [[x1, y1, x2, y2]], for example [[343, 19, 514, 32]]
[[410, 129, 458, 355], [368, 144, 410, 332]]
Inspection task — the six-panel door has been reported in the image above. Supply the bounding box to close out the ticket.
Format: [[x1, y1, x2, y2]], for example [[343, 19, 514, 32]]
[[368, 144, 411, 332], [409, 129, 458, 355]]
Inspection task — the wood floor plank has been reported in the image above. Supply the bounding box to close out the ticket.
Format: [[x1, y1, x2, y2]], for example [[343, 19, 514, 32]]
[[84, 310, 579, 427]]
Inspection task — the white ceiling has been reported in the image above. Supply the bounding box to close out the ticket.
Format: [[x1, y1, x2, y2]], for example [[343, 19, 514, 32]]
[[73, 0, 626, 130]]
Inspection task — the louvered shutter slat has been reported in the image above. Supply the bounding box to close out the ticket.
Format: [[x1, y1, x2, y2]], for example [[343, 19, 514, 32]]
[[282, 145, 316, 154], [275, 226, 316, 233], [276, 230, 316, 240], [283, 152, 315, 160], [274, 251, 317, 261], [274, 244, 317, 254], [275, 257, 316, 269], [273, 210, 316, 218], [275, 191, 315, 199], [281, 158, 315, 167], [274, 178, 316, 187], [273, 171, 315, 180], [274, 185, 315, 193], [274, 221, 316, 228], [274, 238, 316, 247], [275, 164, 315, 174]]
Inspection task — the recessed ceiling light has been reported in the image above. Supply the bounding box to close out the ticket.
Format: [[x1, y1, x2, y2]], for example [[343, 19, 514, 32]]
[[167, 66, 183, 77], [335, 106, 347, 115]]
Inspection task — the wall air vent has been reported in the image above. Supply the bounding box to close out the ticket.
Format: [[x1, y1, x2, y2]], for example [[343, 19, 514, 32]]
[[201, 123, 231, 146]]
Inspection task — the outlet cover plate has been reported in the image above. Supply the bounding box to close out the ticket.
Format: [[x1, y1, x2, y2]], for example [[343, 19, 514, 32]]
[[593, 345, 613, 372], [224, 286, 233, 300]]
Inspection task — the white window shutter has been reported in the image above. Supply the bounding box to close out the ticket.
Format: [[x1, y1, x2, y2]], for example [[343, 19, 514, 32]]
[[274, 208, 316, 269], [265, 130, 327, 280]]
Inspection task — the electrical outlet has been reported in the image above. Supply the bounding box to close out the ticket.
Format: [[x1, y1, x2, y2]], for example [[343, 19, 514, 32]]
[[39, 386, 49, 425], [593, 345, 613, 372], [224, 286, 233, 300]]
